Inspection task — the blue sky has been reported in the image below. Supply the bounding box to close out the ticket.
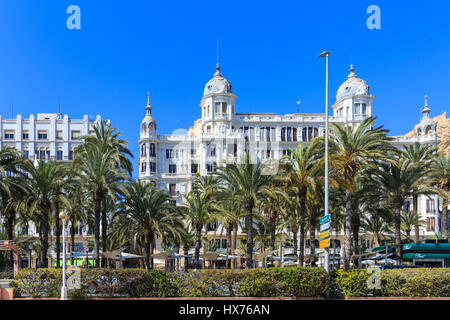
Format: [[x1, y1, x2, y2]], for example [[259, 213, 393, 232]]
[[0, 1, 449, 176]]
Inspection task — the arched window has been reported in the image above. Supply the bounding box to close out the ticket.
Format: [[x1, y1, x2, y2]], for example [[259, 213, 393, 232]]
[[142, 123, 147, 133], [425, 126, 433, 135], [150, 143, 156, 157]]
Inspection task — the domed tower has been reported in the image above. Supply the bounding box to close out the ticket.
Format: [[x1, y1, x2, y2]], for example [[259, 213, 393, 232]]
[[333, 65, 374, 126], [139, 92, 158, 184], [416, 95, 436, 136], [200, 63, 237, 132]]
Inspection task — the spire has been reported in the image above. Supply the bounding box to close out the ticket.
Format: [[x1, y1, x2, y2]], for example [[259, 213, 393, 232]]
[[422, 94, 431, 118], [145, 91, 152, 112], [214, 38, 222, 77]]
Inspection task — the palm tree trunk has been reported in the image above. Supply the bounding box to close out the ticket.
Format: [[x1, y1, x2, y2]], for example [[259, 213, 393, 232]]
[[101, 197, 108, 267], [226, 223, 232, 269], [413, 195, 420, 243], [6, 209, 14, 271], [70, 221, 76, 266], [299, 192, 306, 267], [394, 205, 402, 264], [309, 224, 316, 266], [443, 194, 448, 233], [351, 211, 360, 255], [244, 203, 254, 268], [194, 223, 202, 269], [40, 204, 50, 268], [183, 246, 189, 271], [292, 223, 298, 261], [344, 190, 352, 269], [149, 235, 155, 269], [93, 193, 101, 268], [55, 199, 61, 268], [269, 211, 276, 252], [232, 222, 237, 269], [144, 231, 152, 269]]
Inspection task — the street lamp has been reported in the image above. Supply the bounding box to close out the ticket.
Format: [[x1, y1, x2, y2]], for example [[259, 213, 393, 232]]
[[28, 244, 33, 268], [318, 51, 330, 273], [59, 211, 68, 300]]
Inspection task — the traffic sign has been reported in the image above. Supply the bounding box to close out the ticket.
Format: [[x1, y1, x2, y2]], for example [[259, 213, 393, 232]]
[[320, 238, 330, 249], [320, 222, 330, 232], [320, 229, 330, 240], [320, 214, 330, 224]]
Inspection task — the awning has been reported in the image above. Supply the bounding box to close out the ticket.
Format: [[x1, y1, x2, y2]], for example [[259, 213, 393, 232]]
[[402, 252, 450, 260]]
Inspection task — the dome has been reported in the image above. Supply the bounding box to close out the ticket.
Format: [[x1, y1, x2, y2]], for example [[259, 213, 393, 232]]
[[203, 64, 232, 96], [336, 65, 369, 101]]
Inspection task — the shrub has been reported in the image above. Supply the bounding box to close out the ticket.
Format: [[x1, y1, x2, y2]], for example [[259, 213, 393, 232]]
[[330, 268, 450, 297], [177, 267, 329, 297], [16, 268, 62, 298], [380, 268, 450, 297]]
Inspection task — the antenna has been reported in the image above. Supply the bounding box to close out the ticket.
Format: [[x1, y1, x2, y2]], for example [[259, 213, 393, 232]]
[[350, 39, 353, 66], [296, 98, 300, 113], [216, 38, 219, 66]]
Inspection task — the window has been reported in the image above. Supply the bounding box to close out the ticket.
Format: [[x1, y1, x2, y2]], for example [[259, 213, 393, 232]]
[[191, 148, 196, 156], [210, 144, 216, 157], [22, 131, 29, 140], [426, 199, 435, 213], [166, 149, 174, 159], [354, 103, 361, 115], [361, 103, 367, 115], [293, 128, 297, 141], [222, 102, 227, 113], [215, 102, 220, 113], [38, 130, 48, 140], [169, 184, 176, 195], [141, 162, 146, 173], [206, 163, 215, 173], [23, 149, 29, 159], [191, 163, 198, 174], [221, 239, 227, 249], [281, 128, 286, 141], [427, 217, 435, 231], [56, 130, 63, 140], [169, 164, 176, 174], [141, 144, 147, 156], [69, 150, 73, 160], [4, 130, 14, 140], [71, 131, 81, 140], [150, 143, 156, 157], [56, 150, 63, 161], [150, 162, 156, 173]]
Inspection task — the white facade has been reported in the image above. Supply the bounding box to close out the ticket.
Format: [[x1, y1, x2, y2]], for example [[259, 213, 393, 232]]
[[138, 63, 447, 245], [0, 113, 105, 163], [139, 64, 374, 203]]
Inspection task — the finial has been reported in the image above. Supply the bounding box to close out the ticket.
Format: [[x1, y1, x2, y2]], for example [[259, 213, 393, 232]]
[[348, 64, 356, 78], [145, 92, 152, 112], [424, 94, 428, 107]]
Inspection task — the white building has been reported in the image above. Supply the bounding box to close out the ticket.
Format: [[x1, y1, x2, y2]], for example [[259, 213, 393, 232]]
[[138, 63, 447, 253], [0, 113, 105, 163]]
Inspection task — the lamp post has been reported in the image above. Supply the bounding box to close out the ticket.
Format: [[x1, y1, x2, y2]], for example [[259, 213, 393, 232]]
[[318, 51, 330, 273], [28, 244, 33, 268], [59, 211, 68, 300]]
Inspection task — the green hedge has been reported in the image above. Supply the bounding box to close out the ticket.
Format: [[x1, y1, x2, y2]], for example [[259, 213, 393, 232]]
[[11, 267, 449, 298], [330, 268, 450, 297], [12, 268, 178, 299], [12, 267, 329, 298], [177, 267, 328, 297]]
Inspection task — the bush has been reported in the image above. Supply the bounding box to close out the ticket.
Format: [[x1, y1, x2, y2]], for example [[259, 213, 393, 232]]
[[177, 267, 329, 297], [15, 268, 179, 299], [0, 271, 14, 279], [380, 268, 450, 297], [330, 268, 450, 297]]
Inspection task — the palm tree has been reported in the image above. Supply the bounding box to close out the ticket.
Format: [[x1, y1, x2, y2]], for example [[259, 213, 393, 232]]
[[328, 117, 395, 268], [279, 142, 322, 266], [361, 210, 392, 247], [181, 189, 216, 269], [74, 122, 132, 267], [429, 153, 450, 234], [19, 160, 66, 268], [115, 180, 181, 269], [252, 218, 272, 253], [305, 184, 323, 266], [364, 157, 433, 264], [402, 142, 436, 242], [401, 210, 425, 242], [216, 153, 272, 268]]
